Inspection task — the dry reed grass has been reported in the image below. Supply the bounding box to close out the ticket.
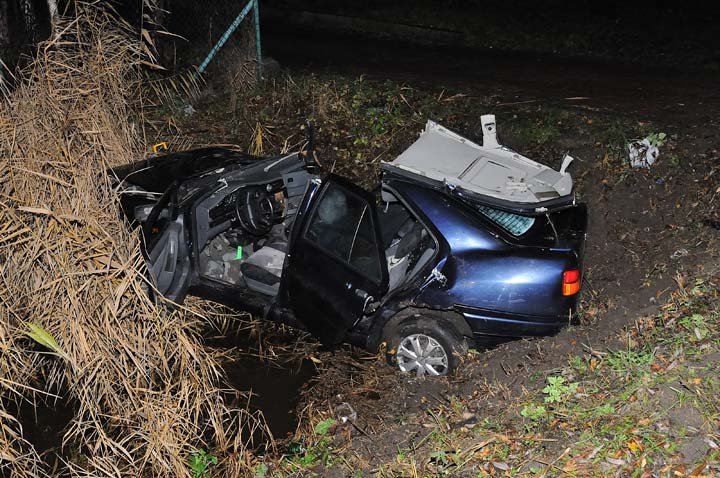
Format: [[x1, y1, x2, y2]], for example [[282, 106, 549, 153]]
[[0, 3, 266, 476]]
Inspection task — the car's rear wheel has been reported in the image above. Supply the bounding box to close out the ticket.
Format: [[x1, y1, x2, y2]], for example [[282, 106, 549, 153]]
[[385, 317, 467, 377]]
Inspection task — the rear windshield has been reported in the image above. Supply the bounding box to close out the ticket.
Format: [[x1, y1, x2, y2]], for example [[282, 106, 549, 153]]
[[477, 206, 535, 236]]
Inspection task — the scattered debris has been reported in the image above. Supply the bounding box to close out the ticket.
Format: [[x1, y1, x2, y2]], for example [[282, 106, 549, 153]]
[[670, 248, 689, 259], [334, 402, 357, 424], [629, 132, 666, 168], [200, 234, 245, 284], [182, 103, 196, 117], [492, 461, 510, 471]]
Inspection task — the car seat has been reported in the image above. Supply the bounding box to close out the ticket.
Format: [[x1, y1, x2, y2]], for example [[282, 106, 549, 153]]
[[240, 241, 287, 295], [386, 221, 426, 290]]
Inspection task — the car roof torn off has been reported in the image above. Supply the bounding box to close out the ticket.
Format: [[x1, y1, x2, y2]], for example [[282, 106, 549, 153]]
[[383, 116, 575, 205]]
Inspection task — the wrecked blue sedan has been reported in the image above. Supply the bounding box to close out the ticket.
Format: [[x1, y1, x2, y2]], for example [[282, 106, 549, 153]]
[[111, 115, 587, 376]]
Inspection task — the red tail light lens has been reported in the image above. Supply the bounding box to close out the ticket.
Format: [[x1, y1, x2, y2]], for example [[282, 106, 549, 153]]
[[562, 269, 581, 296]]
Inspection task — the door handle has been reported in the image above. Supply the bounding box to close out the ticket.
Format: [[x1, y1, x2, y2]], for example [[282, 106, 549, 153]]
[[354, 288, 369, 299]]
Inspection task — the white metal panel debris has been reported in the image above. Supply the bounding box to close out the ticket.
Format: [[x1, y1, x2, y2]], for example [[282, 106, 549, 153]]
[[386, 116, 574, 204]]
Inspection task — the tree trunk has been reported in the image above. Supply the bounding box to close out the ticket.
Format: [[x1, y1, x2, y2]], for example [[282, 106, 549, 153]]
[[0, 0, 10, 47], [47, 0, 58, 36], [19, 0, 36, 44]]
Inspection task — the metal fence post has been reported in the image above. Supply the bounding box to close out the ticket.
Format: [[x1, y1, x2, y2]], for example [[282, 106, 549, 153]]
[[197, 0, 256, 74]]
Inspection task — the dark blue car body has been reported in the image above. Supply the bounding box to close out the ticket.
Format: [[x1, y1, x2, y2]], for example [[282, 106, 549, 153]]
[[369, 179, 585, 346], [112, 141, 587, 374]]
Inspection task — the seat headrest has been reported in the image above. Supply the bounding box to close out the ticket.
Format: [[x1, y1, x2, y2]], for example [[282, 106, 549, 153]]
[[395, 221, 425, 258]]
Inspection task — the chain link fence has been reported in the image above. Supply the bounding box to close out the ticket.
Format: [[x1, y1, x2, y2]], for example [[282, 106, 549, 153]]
[[152, 0, 260, 82]]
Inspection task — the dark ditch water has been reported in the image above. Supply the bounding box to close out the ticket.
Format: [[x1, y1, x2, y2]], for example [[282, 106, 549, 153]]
[[7, 342, 315, 471], [16, 399, 76, 455], [223, 355, 316, 440], [2, 395, 76, 476], [205, 330, 319, 442]]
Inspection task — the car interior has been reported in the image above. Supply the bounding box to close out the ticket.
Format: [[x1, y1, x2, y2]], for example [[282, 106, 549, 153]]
[[378, 190, 436, 291], [194, 177, 436, 298], [195, 170, 311, 296]]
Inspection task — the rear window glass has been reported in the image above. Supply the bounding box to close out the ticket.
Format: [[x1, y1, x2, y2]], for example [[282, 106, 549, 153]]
[[478, 206, 535, 236]]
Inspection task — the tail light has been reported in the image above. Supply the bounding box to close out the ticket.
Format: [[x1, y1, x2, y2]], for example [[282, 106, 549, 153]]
[[562, 268, 581, 296]]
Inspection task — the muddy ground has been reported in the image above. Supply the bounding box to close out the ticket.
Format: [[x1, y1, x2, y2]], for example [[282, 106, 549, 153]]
[[141, 31, 720, 476]]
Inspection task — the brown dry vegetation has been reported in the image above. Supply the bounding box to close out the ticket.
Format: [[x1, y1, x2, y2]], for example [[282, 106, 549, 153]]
[[0, 4, 264, 477]]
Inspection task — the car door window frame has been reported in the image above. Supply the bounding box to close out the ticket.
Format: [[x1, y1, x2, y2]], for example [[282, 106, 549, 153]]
[[301, 182, 386, 285], [379, 185, 443, 284]]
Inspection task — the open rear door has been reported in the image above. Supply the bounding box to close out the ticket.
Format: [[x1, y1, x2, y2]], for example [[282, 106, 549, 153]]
[[282, 176, 389, 344], [142, 185, 191, 304]]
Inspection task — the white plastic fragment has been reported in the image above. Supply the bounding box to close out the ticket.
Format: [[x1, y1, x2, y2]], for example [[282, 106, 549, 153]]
[[628, 133, 666, 168], [182, 103, 196, 117], [560, 153, 574, 175], [480, 114, 500, 148], [670, 248, 689, 259], [335, 402, 357, 424]]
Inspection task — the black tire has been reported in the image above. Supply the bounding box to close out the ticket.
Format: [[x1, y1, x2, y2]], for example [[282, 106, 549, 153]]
[[384, 316, 468, 376]]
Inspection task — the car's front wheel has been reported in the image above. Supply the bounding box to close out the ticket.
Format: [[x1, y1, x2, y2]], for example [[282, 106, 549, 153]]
[[385, 317, 467, 377]]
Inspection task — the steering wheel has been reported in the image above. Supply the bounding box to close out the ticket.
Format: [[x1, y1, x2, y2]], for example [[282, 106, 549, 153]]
[[235, 187, 275, 236]]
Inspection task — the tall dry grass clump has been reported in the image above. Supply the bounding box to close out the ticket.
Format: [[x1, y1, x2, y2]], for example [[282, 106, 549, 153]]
[[0, 4, 264, 477]]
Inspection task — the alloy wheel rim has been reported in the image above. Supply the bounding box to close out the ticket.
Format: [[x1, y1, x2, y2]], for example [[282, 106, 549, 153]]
[[396, 333, 449, 377]]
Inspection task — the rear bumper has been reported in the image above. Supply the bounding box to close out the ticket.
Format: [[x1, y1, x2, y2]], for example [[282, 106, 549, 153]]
[[457, 306, 577, 338]]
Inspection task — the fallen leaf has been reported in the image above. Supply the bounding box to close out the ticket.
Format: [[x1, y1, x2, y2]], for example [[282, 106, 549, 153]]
[[562, 459, 578, 472], [690, 461, 707, 477], [627, 440, 643, 453], [492, 461, 509, 471]]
